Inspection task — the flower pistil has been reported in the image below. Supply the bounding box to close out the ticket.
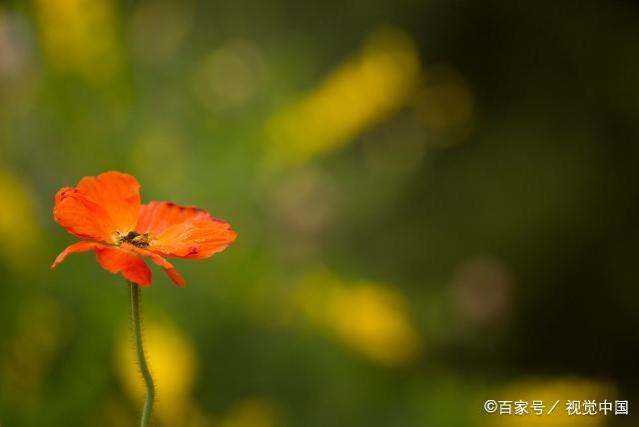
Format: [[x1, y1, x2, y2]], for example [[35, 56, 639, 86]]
[[114, 231, 152, 248]]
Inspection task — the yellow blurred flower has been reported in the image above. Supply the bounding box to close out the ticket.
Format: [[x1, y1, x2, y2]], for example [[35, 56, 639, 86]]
[[483, 378, 615, 427], [34, 0, 122, 82], [266, 28, 421, 163], [0, 170, 40, 270], [297, 271, 421, 366], [116, 317, 199, 426]]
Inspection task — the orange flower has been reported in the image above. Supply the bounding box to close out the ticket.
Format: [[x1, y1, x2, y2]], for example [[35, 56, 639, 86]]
[[51, 171, 236, 287]]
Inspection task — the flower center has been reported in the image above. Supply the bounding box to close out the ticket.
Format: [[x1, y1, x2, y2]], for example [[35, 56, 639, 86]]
[[115, 231, 151, 248]]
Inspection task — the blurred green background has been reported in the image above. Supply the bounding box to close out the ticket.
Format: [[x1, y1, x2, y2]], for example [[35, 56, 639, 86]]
[[1, 0, 638, 426]]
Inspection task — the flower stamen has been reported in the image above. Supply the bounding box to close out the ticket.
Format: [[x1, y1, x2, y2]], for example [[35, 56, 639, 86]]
[[115, 231, 151, 248]]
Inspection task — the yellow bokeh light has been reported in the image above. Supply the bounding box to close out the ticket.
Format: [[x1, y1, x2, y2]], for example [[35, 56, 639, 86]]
[[192, 40, 265, 111], [130, 127, 187, 195], [266, 28, 421, 163], [34, 0, 122, 82], [116, 318, 199, 426], [128, 0, 194, 65], [0, 170, 41, 271], [297, 271, 421, 366]]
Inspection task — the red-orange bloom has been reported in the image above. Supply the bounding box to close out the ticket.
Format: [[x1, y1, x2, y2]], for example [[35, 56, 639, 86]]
[[51, 171, 236, 287]]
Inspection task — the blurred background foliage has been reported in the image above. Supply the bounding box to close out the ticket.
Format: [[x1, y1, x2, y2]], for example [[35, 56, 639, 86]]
[[0, 0, 638, 426]]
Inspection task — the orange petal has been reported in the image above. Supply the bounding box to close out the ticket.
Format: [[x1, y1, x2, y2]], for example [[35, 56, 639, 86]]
[[51, 241, 103, 269], [149, 219, 237, 260], [121, 243, 186, 287], [136, 201, 212, 235], [136, 201, 236, 260], [54, 171, 141, 243], [95, 246, 152, 287], [51, 241, 152, 286]]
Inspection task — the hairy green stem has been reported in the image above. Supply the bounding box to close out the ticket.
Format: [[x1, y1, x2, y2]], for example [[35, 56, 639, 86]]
[[129, 282, 155, 427]]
